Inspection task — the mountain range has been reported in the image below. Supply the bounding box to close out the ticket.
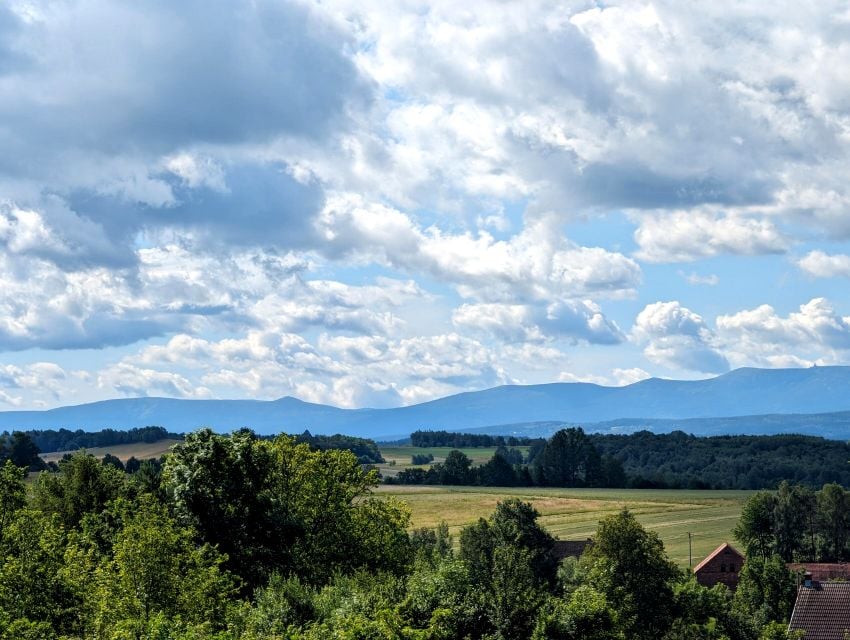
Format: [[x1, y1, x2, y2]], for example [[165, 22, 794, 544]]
[[2, 366, 850, 440]]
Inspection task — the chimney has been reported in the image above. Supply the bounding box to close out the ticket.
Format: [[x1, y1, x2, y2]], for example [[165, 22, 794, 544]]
[[803, 572, 813, 588]]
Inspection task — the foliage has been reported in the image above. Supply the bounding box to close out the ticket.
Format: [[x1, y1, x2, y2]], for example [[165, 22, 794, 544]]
[[411, 453, 434, 465], [164, 428, 411, 590], [584, 508, 681, 640], [0, 425, 823, 640], [735, 482, 850, 561], [294, 430, 385, 464], [32, 451, 127, 530], [411, 430, 536, 448], [733, 556, 797, 629], [591, 431, 850, 489], [0, 431, 44, 470]]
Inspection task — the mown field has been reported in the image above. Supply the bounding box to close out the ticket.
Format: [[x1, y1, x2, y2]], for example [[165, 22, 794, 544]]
[[375, 485, 752, 568], [40, 438, 182, 464]]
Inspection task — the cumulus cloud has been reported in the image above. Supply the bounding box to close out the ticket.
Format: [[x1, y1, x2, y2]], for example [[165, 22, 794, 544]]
[[633, 301, 730, 373], [634, 209, 789, 262], [452, 300, 624, 345], [797, 251, 850, 279], [319, 196, 641, 301], [6, 0, 850, 408], [717, 297, 850, 367], [98, 363, 212, 399]]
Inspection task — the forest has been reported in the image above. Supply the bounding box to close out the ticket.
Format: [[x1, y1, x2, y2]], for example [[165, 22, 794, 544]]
[[0, 427, 805, 639], [399, 429, 850, 489]]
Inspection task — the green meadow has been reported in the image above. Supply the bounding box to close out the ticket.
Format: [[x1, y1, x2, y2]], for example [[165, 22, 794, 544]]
[[375, 485, 752, 568], [377, 445, 529, 477]]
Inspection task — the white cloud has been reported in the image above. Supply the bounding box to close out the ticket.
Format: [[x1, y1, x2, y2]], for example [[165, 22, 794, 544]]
[[452, 300, 624, 345], [679, 271, 720, 286], [98, 363, 212, 400], [319, 195, 641, 301], [717, 297, 850, 367], [633, 301, 729, 373], [797, 251, 850, 279], [634, 209, 789, 263]]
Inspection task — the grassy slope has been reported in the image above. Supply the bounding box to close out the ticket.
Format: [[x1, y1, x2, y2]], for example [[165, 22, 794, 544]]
[[376, 485, 751, 568], [40, 439, 182, 464]]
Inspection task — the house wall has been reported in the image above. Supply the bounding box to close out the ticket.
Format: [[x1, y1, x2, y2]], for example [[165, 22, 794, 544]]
[[695, 548, 743, 589]]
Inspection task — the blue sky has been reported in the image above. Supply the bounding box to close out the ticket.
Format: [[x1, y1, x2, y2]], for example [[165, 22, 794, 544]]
[[1, 0, 850, 410]]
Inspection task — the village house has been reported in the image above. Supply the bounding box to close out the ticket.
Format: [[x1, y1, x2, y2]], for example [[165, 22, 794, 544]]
[[693, 542, 744, 590], [788, 578, 850, 640], [788, 563, 850, 583]]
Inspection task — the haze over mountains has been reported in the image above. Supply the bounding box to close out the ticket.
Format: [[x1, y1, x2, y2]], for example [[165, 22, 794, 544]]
[[2, 366, 850, 440]]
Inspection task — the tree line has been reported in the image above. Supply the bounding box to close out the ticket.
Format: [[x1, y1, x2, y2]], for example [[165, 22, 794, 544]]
[[591, 431, 850, 489], [410, 430, 536, 448], [397, 428, 850, 490], [12, 426, 179, 455], [0, 427, 805, 639], [734, 480, 850, 562], [386, 428, 626, 487], [293, 430, 385, 464]]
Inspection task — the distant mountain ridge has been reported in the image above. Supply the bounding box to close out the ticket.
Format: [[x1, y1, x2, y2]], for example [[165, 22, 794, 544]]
[[1, 366, 850, 440]]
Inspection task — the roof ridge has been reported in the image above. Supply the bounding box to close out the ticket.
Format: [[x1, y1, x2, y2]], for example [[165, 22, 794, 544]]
[[693, 542, 744, 574]]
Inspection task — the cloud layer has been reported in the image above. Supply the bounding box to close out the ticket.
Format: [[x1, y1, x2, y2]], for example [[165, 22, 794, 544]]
[[1, 0, 850, 409]]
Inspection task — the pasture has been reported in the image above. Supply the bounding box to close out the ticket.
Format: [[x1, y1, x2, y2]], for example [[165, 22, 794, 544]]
[[40, 438, 181, 464], [375, 485, 752, 568]]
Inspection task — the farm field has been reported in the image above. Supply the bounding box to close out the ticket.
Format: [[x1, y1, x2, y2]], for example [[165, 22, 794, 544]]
[[40, 438, 181, 464], [376, 485, 752, 568], [378, 446, 529, 477]]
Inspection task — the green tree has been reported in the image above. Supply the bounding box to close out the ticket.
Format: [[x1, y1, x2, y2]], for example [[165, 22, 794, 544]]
[[584, 509, 680, 640], [2, 431, 42, 470], [32, 451, 126, 530], [773, 482, 808, 561], [488, 545, 544, 639], [734, 491, 777, 560], [438, 450, 473, 485], [165, 428, 411, 589], [0, 509, 76, 636], [733, 556, 796, 629], [531, 586, 619, 640], [0, 460, 26, 538], [100, 453, 125, 472], [86, 498, 235, 637], [816, 482, 850, 561], [460, 499, 558, 588], [535, 428, 601, 487], [478, 453, 518, 486]]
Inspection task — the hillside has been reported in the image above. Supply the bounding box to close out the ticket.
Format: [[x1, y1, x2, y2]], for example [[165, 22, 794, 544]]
[[1, 366, 849, 439]]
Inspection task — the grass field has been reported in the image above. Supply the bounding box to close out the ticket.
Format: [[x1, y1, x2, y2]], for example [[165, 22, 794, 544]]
[[378, 446, 528, 477], [40, 439, 182, 464], [376, 485, 752, 568]]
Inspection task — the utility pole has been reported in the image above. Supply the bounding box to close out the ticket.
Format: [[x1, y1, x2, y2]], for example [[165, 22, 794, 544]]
[[688, 532, 693, 568]]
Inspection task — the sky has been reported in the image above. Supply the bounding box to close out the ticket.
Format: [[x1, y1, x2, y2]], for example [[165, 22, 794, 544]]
[[1, 0, 850, 410]]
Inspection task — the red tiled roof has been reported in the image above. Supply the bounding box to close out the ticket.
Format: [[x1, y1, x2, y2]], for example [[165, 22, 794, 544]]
[[693, 542, 744, 574], [788, 563, 850, 582], [789, 582, 850, 640]]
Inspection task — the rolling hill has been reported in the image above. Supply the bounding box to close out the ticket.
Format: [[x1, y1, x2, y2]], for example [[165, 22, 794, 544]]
[[1, 366, 850, 440]]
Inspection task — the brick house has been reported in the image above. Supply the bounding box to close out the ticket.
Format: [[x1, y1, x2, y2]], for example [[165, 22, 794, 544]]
[[693, 543, 745, 590]]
